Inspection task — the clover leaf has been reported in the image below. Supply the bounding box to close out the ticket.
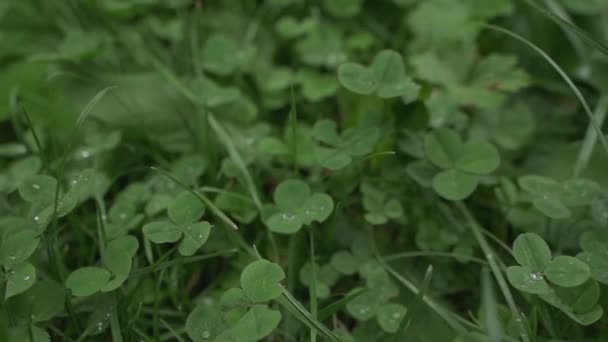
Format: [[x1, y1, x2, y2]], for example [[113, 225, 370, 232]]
[[376, 303, 407, 333], [186, 306, 226, 342], [338, 50, 419, 99], [360, 182, 404, 225], [545, 256, 590, 288], [423, 128, 500, 200], [143, 191, 212, 256], [265, 179, 334, 234], [518, 176, 600, 219], [512, 233, 552, 272], [240, 259, 285, 303], [5, 262, 36, 299], [312, 119, 380, 170], [228, 304, 282, 341], [0, 228, 39, 268], [331, 251, 358, 276], [66, 267, 111, 297]]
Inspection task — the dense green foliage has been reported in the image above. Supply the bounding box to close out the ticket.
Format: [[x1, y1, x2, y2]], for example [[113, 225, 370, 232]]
[[1, 0, 608, 341]]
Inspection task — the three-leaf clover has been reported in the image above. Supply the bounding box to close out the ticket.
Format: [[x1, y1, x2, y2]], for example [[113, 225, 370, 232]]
[[518, 175, 601, 219], [312, 119, 380, 170], [65, 235, 139, 296], [265, 180, 334, 234], [338, 49, 419, 99], [360, 182, 404, 225], [423, 128, 500, 200], [507, 233, 600, 324], [143, 191, 212, 256]]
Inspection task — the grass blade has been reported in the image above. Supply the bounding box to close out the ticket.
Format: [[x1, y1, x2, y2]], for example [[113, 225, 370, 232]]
[[521, 0, 608, 56], [393, 265, 433, 341], [574, 96, 608, 177], [318, 288, 366, 322], [278, 289, 340, 342], [308, 230, 318, 342], [485, 24, 608, 157], [482, 267, 503, 342]]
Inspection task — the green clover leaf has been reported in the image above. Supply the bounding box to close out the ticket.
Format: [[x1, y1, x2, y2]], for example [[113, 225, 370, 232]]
[[65, 267, 111, 297], [338, 50, 419, 99], [265, 179, 334, 234], [545, 256, 591, 288], [0, 229, 39, 268], [376, 303, 407, 333], [506, 265, 551, 294], [512, 233, 552, 272], [186, 306, 226, 342], [168, 191, 206, 226], [240, 259, 285, 303], [5, 262, 36, 299], [228, 304, 282, 342], [423, 128, 500, 200]]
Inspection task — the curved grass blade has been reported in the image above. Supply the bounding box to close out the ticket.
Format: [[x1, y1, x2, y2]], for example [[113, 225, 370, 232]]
[[485, 24, 608, 157], [76, 86, 116, 126], [521, 0, 608, 56], [278, 289, 340, 342], [393, 265, 433, 341], [318, 288, 366, 322], [482, 267, 503, 342]]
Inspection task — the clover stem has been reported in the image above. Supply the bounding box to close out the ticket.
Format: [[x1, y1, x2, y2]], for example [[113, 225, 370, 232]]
[[456, 201, 529, 342]]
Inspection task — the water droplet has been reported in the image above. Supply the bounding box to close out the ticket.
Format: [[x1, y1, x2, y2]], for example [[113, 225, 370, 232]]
[[32, 183, 40, 190], [80, 150, 91, 159], [23, 275, 31, 281], [105, 313, 111, 318], [119, 213, 127, 220], [8, 255, 16, 260], [530, 272, 543, 281], [34, 216, 40, 222], [71, 179, 78, 185], [97, 322, 104, 331], [31, 314, 37, 320], [358, 307, 369, 315], [198, 234, 203, 239], [392, 312, 401, 319], [202, 330, 211, 339], [282, 213, 295, 221]]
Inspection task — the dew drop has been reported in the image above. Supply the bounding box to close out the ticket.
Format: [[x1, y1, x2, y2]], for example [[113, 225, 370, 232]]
[[282, 213, 295, 221], [198, 234, 204, 239], [34, 216, 40, 222], [201, 330, 211, 339], [8, 255, 16, 261], [119, 213, 127, 220], [23, 275, 31, 281], [530, 272, 543, 281], [80, 150, 91, 159], [32, 183, 40, 190], [392, 312, 401, 319]]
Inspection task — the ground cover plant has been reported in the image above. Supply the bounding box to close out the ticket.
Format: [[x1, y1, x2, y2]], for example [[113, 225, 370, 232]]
[[2, 0, 608, 341]]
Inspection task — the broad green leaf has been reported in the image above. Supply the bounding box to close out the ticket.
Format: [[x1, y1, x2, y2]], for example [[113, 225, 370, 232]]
[[8, 325, 49, 342], [220, 288, 251, 310], [186, 305, 226, 342], [142, 221, 181, 243], [455, 142, 500, 174], [518, 175, 562, 197], [532, 197, 571, 219], [338, 63, 376, 95], [371, 50, 418, 99], [229, 304, 282, 341], [506, 265, 550, 294], [377, 303, 407, 333], [266, 211, 303, 234], [561, 179, 601, 206], [301, 193, 334, 224], [178, 221, 212, 256], [274, 179, 310, 212], [9, 278, 65, 322], [202, 34, 239, 75], [432, 169, 479, 200], [512, 233, 552, 272], [346, 290, 383, 321], [66, 267, 111, 297], [555, 280, 600, 314], [240, 260, 285, 303], [168, 191, 205, 226], [312, 120, 341, 146], [545, 256, 590, 288], [18, 175, 57, 205], [406, 160, 437, 187], [0, 229, 39, 268], [424, 128, 462, 169], [331, 251, 357, 276], [5, 262, 36, 299], [578, 252, 608, 285]]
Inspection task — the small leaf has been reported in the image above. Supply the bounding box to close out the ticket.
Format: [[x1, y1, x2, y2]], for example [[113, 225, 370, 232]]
[[142, 221, 181, 243], [424, 128, 462, 169], [240, 260, 285, 303], [506, 265, 550, 294], [432, 169, 478, 200], [512, 233, 552, 272], [5, 262, 36, 299], [266, 212, 303, 234], [455, 141, 500, 174], [229, 304, 282, 341], [66, 267, 111, 297], [168, 191, 205, 226], [371, 50, 418, 99], [545, 256, 590, 288], [178, 222, 212, 256], [0, 229, 39, 268], [578, 252, 608, 285], [220, 288, 251, 310], [518, 175, 562, 197], [274, 179, 310, 212], [376, 303, 407, 333], [532, 197, 571, 219], [18, 175, 57, 205], [301, 193, 334, 224], [338, 63, 377, 95], [331, 251, 357, 276], [186, 305, 226, 342], [561, 179, 601, 206]]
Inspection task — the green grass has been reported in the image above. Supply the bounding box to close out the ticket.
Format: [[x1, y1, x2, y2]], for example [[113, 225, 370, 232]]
[[2, 0, 608, 341]]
